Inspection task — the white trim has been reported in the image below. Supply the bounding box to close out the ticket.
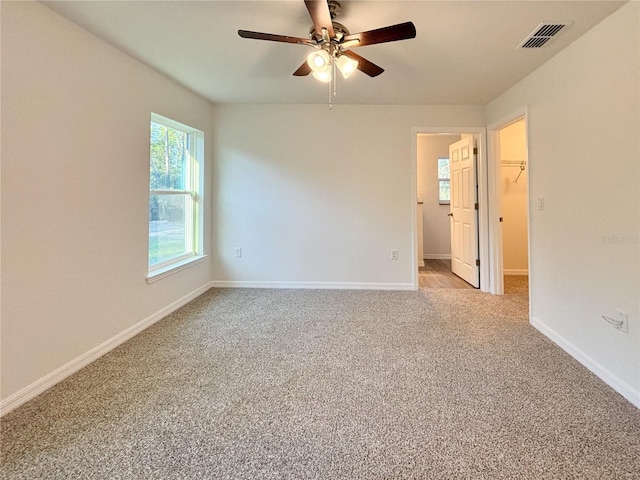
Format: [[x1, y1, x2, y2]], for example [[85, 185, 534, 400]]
[[531, 316, 640, 409], [146, 254, 207, 284], [208, 281, 415, 291], [150, 112, 198, 133], [412, 127, 488, 292], [411, 132, 419, 290], [0, 282, 214, 417], [424, 254, 452, 260], [504, 269, 528, 275]]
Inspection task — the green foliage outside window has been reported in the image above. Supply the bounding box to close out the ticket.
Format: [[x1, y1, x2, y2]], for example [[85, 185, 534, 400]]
[[438, 157, 450, 204], [149, 120, 191, 267], [150, 122, 187, 191]]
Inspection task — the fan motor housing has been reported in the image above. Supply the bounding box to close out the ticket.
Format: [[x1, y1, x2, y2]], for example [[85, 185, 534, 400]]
[[309, 1, 348, 42], [309, 21, 350, 42]]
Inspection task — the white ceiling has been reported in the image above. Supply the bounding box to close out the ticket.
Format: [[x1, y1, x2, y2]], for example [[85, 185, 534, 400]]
[[43, 0, 626, 105]]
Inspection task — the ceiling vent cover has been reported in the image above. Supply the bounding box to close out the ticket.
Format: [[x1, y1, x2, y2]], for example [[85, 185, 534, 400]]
[[519, 22, 572, 49]]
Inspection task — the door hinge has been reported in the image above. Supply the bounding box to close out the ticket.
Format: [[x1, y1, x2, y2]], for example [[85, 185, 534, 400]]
[[473, 147, 478, 155], [476, 259, 480, 266], [474, 203, 479, 210]]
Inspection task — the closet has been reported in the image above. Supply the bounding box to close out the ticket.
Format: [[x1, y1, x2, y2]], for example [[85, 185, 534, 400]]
[[499, 119, 529, 276]]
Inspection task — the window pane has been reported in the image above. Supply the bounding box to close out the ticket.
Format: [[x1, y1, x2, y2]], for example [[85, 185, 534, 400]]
[[150, 122, 188, 190], [438, 158, 450, 180], [439, 180, 450, 201], [149, 194, 189, 266]]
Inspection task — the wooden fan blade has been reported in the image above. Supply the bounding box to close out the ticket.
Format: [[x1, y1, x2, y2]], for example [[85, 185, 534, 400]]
[[238, 30, 313, 46], [293, 62, 312, 76], [304, 0, 335, 39], [342, 50, 384, 77], [342, 21, 416, 47]]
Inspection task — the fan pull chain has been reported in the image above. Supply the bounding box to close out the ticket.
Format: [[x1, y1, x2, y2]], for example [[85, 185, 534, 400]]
[[328, 58, 337, 110]]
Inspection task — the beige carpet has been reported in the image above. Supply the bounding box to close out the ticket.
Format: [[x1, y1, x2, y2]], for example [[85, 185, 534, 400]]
[[503, 274, 529, 295], [1, 286, 639, 479]]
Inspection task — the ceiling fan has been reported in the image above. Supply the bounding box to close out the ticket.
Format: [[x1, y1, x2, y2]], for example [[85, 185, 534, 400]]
[[238, 0, 416, 82]]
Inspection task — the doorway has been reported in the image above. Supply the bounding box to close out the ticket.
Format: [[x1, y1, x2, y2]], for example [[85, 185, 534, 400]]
[[487, 110, 531, 297], [412, 128, 488, 291], [497, 118, 530, 295]]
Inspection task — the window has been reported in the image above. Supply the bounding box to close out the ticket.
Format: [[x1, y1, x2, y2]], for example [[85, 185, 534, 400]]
[[148, 114, 204, 279], [437, 157, 450, 205]]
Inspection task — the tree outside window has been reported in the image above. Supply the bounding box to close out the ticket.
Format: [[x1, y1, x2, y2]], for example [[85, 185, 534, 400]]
[[438, 157, 450, 205]]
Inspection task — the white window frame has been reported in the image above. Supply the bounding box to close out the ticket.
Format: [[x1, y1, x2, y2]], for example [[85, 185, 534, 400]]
[[147, 113, 205, 283], [438, 157, 450, 205]]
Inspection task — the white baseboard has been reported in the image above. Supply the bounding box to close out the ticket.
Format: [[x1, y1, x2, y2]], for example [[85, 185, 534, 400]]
[[531, 316, 640, 409], [209, 281, 415, 291], [504, 269, 529, 275], [424, 254, 451, 260], [0, 282, 214, 417], [417, 260, 425, 267]]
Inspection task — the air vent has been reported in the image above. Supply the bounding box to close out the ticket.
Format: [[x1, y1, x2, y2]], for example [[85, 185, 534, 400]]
[[518, 22, 573, 49]]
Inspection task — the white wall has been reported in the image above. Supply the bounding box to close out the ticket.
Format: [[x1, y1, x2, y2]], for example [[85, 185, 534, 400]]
[[211, 105, 484, 288], [416, 134, 461, 258], [499, 120, 528, 273], [487, 2, 639, 404], [1, 2, 213, 405]]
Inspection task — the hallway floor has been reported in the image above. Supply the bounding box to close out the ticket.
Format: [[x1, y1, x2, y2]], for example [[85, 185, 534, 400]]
[[418, 259, 475, 289], [419, 259, 529, 296]]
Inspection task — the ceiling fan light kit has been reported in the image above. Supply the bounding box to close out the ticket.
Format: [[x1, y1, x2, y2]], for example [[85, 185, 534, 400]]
[[307, 50, 330, 72], [307, 48, 358, 80], [238, 0, 416, 106]]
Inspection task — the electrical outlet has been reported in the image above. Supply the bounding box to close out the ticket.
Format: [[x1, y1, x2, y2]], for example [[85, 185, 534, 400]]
[[234, 247, 242, 258], [391, 249, 399, 261], [616, 309, 629, 334]]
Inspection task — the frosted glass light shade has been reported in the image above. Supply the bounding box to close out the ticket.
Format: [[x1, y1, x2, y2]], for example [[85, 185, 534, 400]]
[[312, 69, 332, 83], [336, 55, 358, 79], [307, 50, 331, 73]]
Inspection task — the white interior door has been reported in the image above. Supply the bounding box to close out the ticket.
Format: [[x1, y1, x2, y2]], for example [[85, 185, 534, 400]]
[[449, 136, 480, 287]]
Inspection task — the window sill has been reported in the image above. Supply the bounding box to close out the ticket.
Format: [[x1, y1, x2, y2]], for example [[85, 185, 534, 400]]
[[146, 255, 207, 284]]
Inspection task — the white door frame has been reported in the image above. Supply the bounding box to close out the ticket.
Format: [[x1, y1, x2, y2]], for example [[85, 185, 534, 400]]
[[411, 127, 489, 292], [486, 106, 530, 295]]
